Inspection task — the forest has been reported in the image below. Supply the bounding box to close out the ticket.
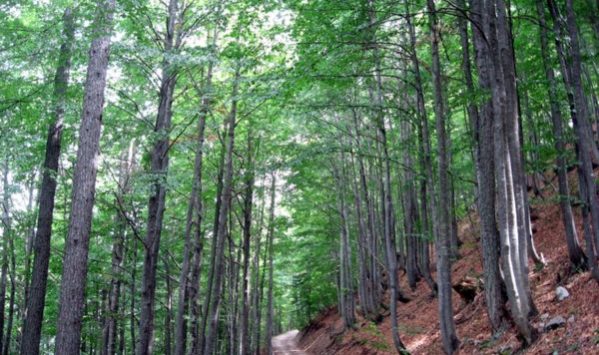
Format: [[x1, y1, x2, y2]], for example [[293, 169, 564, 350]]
[[0, 0, 598, 354]]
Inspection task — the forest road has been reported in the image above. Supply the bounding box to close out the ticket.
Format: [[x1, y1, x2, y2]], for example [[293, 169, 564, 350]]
[[272, 329, 309, 355]]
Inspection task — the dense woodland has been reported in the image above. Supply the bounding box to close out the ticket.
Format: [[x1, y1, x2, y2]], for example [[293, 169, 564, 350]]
[[0, 0, 598, 354]]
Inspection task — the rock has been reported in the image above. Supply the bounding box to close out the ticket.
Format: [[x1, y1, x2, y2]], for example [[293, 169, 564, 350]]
[[452, 276, 479, 303], [544, 316, 566, 331], [540, 313, 550, 321], [567, 315, 575, 324], [555, 286, 570, 301]]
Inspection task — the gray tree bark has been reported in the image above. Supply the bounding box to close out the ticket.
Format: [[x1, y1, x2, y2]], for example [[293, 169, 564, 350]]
[[55, 1, 115, 353], [427, 1, 459, 353], [470, 0, 509, 334], [536, 0, 586, 269]]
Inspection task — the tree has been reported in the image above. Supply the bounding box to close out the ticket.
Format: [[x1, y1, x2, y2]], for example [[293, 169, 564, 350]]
[[21, 8, 75, 354], [55, 0, 116, 353], [427, 0, 458, 352]]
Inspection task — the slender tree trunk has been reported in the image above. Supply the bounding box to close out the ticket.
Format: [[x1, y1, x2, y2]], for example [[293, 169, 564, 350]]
[[265, 174, 276, 355], [22, 171, 38, 324], [249, 194, 266, 354], [348, 137, 375, 317], [137, 1, 179, 352], [351, 111, 381, 314], [3, 231, 15, 355], [332, 156, 356, 329], [427, 1, 459, 352], [164, 257, 173, 355], [0, 163, 10, 355], [197, 124, 227, 354], [130, 236, 138, 352], [103, 143, 136, 355], [368, 2, 408, 352], [174, 63, 213, 355], [21, 8, 75, 355], [400, 118, 420, 291], [405, 0, 438, 297], [240, 124, 255, 355], [55, 1, 115, 352], [536, 0, 586, 269], [563, 0, 599, 259], [203, 65, 240, 355]]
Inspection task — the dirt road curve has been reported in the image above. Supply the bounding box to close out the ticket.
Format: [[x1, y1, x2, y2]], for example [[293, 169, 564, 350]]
[[271, 329, 309, 355]]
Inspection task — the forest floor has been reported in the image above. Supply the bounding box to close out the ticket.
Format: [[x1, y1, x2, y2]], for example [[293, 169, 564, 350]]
[[295, 170, 599, 354]]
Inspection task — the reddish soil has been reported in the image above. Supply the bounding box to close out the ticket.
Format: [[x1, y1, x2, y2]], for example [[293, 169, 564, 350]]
[[297, 171, 599, 354]]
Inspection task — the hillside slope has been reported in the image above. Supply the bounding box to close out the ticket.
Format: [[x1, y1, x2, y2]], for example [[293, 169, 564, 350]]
[[296, 175, 599, 354]]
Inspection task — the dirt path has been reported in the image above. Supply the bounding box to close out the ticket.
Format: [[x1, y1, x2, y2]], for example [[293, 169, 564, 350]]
[[271, 329, 309, 355]]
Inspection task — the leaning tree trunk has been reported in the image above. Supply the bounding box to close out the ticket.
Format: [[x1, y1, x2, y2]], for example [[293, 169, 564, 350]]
[[54, 1, 115, 353], [21, 8, 75, 355]]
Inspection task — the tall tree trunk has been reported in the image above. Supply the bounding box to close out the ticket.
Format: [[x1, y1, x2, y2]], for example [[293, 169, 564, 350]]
[[470, 0, 509, 334], [203, 65, 240, 355], [249, 193, 266, 355], [21, 8, 75, 355], [563, 0, 599, 259], [137, 0, 179, 352], [55, 1, 115, 353], [197, 123, 227, 354], [103, 142, 136, 355], [427, 1, 459, 353], [240, 124, 255, 355], [351, 110, 381, 315], [332, 155, 356, 329], [485, 0, 536, 343], [265, 174, 276, 355], [174, 59, 213, 355], [547, 0, 599, 281], [368, 1, 408, 352], [536, 0, 586, 269], [0, 163, 10, 355], [130, 235, 138, 352], [164, 257, 173, 355], [399, 117, 420, 291], [22, 171, 38, 326], [405, 0, 438, 297], [348, 134, 376, 317], [3, 227, 15, 355]]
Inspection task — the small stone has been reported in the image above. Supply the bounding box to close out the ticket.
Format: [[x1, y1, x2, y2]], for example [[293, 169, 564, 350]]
[[540, 313, 550, 321], [544, 316, 566, 331], [555, 286, 570, 301], [567, 315, 575, 323]]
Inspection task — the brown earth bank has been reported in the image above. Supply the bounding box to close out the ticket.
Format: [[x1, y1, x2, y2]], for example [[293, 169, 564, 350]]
[[295, 171, 599, 354]]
